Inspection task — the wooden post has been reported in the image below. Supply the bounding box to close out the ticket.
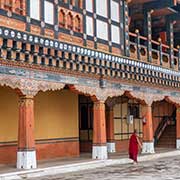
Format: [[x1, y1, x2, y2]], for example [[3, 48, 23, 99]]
[[17, 95, 37, 169], [92, 100, 108, 159], [142, 104, 155, 153], [176, 107, 180, 149], [158, 38, 163, 65], [135, 29, 140, 60], [167, 19, 174, 68], [144, 10, 153, 62], [122, 0, 130, 57], [106, 106, 115, 153]]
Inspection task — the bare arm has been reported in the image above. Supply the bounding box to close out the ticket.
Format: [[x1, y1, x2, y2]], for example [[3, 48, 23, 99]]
[[136, 136, 142, 149]]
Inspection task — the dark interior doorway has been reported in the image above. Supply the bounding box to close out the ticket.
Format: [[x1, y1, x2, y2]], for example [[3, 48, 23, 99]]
[[79, 95, 93, 152]]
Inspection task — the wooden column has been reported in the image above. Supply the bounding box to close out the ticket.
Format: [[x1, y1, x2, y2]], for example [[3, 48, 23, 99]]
[[54, 0, 59, 39], [122, 0, 130, 57], [92, 100, 108, 159], [142, 105, 155, 153], [176, 107, 180, 149], [135, 29, 140, 60], [158, 38, 163, 65], [144, 10, 152, 62], [106, 106, 115, 153], [17, 95, 37, 169], [167, 19, 174, 68]]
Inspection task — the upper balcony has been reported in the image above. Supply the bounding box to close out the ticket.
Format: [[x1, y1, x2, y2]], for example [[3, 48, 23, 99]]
[[129, 30, 179, 71], [128, 0, 180, 71]]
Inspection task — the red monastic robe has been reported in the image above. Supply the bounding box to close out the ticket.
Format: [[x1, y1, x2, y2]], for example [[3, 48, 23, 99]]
[[129, 133, 138, 162]]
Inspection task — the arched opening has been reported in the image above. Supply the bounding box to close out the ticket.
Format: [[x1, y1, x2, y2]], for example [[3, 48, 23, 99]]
[[152, 100, 176, 149], [59, 9, 66, 28], [74, 15, 81, 32], [67, 12, 73, 30]]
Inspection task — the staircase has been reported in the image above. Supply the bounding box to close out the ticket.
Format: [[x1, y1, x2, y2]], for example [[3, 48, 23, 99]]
[[156, 125, 176, 148]]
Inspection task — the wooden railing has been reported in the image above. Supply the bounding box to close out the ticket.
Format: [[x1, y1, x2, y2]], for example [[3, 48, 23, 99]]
[[154, 116, 170, 146], [129, 31, 180, 71]]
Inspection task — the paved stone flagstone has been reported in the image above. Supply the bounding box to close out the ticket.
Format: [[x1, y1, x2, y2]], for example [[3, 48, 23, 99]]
[[28, 155, 180, 180]]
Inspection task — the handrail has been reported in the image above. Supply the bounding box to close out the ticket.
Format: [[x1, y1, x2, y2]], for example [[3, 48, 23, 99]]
[[174, 48, 178, 52], [161, 44, 169, 48], [151, 39, 159, 45], [139, 35, 147, 41], [154, 116, 170, 146], [129, 32, 137, 37], [129, 31, 178, 52]]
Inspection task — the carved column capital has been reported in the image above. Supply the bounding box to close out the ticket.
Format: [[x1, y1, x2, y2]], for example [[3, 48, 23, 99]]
[[19, 95, 34, 107]]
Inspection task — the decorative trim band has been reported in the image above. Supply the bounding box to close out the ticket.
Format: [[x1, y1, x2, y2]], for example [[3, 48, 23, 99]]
[[0, 26, 179, 79]]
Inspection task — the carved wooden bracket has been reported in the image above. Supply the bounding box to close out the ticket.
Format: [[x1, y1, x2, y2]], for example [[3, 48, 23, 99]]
[[165, 96, 180, 107], [0, 75, 65, 96], [106, 96, 126, 107], [73, 85, 125, 102], [128, 91, 165, 106]]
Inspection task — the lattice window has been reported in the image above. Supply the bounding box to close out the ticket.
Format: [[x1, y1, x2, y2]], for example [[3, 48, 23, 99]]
[[59, 9, 66, 28], [67, 12, 73, 30], [74, 15, 81, 32]]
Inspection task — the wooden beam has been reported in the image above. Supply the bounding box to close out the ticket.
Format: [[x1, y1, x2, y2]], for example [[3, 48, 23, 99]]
[[144, 0, 177, 11], [167, 12, 180, 21]]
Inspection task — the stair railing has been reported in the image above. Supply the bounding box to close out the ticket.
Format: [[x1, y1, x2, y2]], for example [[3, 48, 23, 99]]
[[154, 116, 170, 146]]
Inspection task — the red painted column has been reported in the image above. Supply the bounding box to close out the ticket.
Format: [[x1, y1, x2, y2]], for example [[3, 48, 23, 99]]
[[142, 105, 155, 153], [176, 107, 180, 149], [17, 95, 37, 169], [92, 100, 108, 159], [106, 107, 116, 153]]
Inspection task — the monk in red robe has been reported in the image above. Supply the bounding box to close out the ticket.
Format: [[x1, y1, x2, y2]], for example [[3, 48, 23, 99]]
[[129, 129, 142, 163]]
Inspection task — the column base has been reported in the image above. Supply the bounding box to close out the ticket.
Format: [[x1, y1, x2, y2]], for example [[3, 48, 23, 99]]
[[17, 150, 37, 169], [141, 142, 155, 154], [107, 142, 116, 153], [176, 139, 180, 149], [92, 145, 108, 159]]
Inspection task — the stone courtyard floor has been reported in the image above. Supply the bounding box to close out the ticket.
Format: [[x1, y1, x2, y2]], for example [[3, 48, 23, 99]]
[[1, 149, 180, 179], [29, 155, 180, 180]]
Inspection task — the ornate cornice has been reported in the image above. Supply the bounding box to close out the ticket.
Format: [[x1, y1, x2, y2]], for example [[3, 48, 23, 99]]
[[0, 75, 65, 96]]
